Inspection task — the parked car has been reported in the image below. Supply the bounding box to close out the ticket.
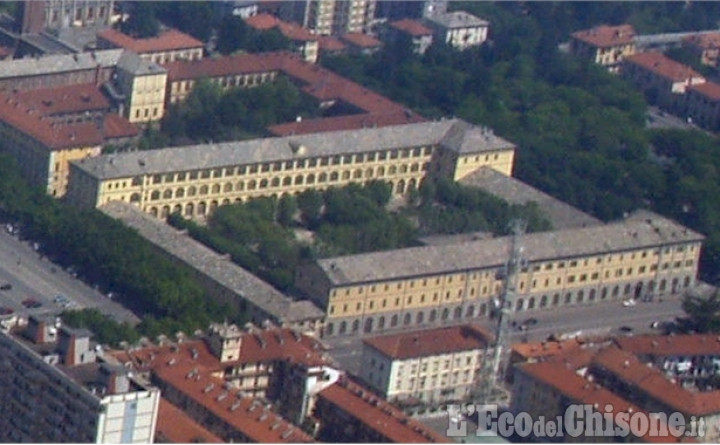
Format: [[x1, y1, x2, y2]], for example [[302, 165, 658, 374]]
[[21, 298, 41, 309], [622, 299, 637, 307], [0, 283, 11, 291], [0, 307, 13, 315]]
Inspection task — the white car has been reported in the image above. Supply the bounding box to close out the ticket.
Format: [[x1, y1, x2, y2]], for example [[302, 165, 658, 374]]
[[622, 299, 637, 307]]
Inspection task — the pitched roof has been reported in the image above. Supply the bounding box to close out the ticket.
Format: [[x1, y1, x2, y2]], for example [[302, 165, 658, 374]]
[[97, 28, 204, 53], [684, 32, 720, 50], [571, 24, 636, 48], [103, 113, 141, 139], [314, 210, 702, 286], [340, 33, 382, 48], [75, 119, 514, 180], [0, 49, 124, 81], [11, 83, 109, 115], [317, 378, 449, 443], [267, 111, 426, 136], [460, 167, 602, 230], [318, 35, 346, 52], [390, 19, 433, 37], [687, 81, 720, 101], [364, 324, 492, 360], [0, 93, 103, 150], [625, 52, 704, 82], [614, 334, 720, 358], [425, 11, 489, 29], [157, 398, 224, 443], [245, 13, 317, 42]]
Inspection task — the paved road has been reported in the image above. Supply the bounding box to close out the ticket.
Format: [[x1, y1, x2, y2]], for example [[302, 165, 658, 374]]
[[325, 296, 686, 376], [0, 226, 138, 324]]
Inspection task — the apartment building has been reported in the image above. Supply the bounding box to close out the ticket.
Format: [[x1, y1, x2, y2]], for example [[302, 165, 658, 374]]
[[387, 19, 434, 55], [685, 81, 720, 131], [512, 337, 720, 443], [570, 24, 636, 73], [359, 324, 491, 405], [245, 13, 319, 63], [424, 11, 489, 51], [115, 51, 167, 124], [623, 52, 706, 113], [683, 32, 720, 68], [296, 210, 702, 338], [18, 0, 114, 34], [97, 28, 204, 64], [280, 0, 377, 36], [312, 377, 449, 442], [66, 119, 515, 219], [0, 315, 159, 443]]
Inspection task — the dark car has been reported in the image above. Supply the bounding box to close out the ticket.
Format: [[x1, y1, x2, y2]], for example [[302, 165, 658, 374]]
[[0, 283, 11, 291], [0, 307, 14, 315], [21, 298, 41, 309], [619, 326, 634, 333]]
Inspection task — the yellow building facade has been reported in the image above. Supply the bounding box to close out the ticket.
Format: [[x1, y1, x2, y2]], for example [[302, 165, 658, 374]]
[[66, 119, 515, 219], [296, 210, 703, 337]]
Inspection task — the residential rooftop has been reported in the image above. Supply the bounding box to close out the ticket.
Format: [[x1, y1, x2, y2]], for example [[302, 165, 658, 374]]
[[614, 334, 720, 359], [317, 377, 449, 443], [313, 210, 703, 286], [156, 398, 224, 443], [425, 11, 489, 29], [72, 119, 514, 180], [97, 28, 204, 54], [390, 19, 434, 37], [571, 24, 636, 48], [625, 52, 705, 82], [460, 167, 602, 230], [688, 81, 720, 101], [363, 324, 491, 360], [245, 13, 317, 41], [683, 31, 720, 49], [340, 32, 383, 48], [11, 82, 109, 115], [267, 110, 426, 136], [99, 202, 324, 325]]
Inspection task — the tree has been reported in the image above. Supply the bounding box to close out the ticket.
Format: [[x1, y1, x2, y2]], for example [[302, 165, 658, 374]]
[[120, 2, 159, 38], [277, 194, 298, 227], [217, 15, 250, 55], [297, 189, 323, 227], [681, 290, 720, 333]]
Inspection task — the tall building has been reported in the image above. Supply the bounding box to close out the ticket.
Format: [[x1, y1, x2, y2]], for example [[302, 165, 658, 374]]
[[18, 0, 114, 34], [0, 315, 160, 443], [279, 0, 377, 36]]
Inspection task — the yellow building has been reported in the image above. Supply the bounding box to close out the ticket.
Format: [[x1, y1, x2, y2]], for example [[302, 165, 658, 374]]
[[570, 24, 636, 73], [295, 210, 703, 337], [0, 94, 102, 197], [66, 119, 515, 219], [116, 51, 168, 124]]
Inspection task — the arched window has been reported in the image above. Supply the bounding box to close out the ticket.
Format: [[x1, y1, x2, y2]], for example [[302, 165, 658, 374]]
[[283, 177, 292, 186], [330, 172, 339, 182], [295, 175, 303, 185], [211, 184, 220, 194], [130, 193, 141, 203], [151, 190, 160, 200], [318, 173, 327, 183], [176, 188, 185, 198], [224, 183, 233, 193], [248, 180, 257, 190], [354, 169, 362, 179], [163, 189, 172, 199], [259, 179, 269, 189], [199, 185, 208, 195], [271, 177, 280, 187]]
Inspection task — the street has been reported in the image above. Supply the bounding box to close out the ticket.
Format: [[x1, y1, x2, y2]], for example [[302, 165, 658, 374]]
[[325, 296, 686, 376], [0, 227, 138, 324]]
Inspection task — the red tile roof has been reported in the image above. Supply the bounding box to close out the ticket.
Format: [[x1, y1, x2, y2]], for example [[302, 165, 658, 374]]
[[317, 378, 449, 443], [267, 111, 426, 136], [571, 24, 636, 48], [363, 324, 491, 360], [318, 35, 346, 52], [0, 93, 103, 150], [518, 361, 686, 443], [688, 81, 720, 101], [625, 52, 704, 82], [341, 33, 383, 48], [511, 338, 584, 360], [615, 334, 720, 357], [97, 28, 204, 54], [591, 347, 720, 417], [390, 19, 433, 37], [684, 32, 720, 50], [164, 52, 284, 82], [153, 359, 312, 443], [245, 13, 317, 42], [12, 83, 109, 116], [157, 398, 224, 443], [103, 113, 140, 139]]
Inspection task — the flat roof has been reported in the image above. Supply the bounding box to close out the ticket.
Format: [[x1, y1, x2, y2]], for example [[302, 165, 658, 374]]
[[426, 11, 488, 29], [460, 167, 602, 230], [72, 119, 514, 180], [314, 210, 703, 286], [99, 202, 324, 324]]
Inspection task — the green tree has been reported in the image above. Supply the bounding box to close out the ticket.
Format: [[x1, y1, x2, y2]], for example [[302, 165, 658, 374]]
[[120, 2, 159, 38], [277, 194, 298, 227]]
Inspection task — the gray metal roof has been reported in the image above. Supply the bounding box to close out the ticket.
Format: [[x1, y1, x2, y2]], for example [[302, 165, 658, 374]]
[[460, 167, 603, 230], [117, 50, 166, 76], [99, 201, 323, 324], [71, 119, 515, 180], [426, 11, 489, 29], [315, 210, 704, 286], [0, 49, 124, 79]]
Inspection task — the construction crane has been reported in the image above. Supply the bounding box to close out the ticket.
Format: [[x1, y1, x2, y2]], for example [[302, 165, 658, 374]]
[[472, 219, 526, 406]]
